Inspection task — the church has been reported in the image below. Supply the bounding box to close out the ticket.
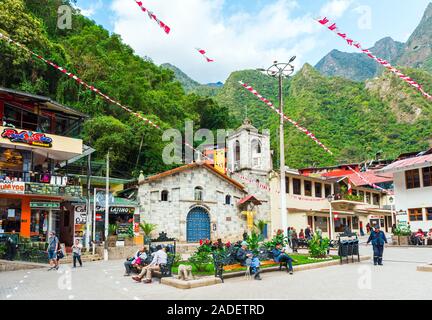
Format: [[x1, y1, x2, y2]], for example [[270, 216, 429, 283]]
[[137, 119, 273, 242]]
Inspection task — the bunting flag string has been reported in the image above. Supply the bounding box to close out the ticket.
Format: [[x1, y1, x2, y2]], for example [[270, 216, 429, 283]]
[[0, 32, 161, 130], [196, 48, 215, 62], [135, 1, 171, 34], [347, 167, 393, 195], [239, 81, 333, 155], [316, 17, 432, 101], [0, 32, 275, 193]]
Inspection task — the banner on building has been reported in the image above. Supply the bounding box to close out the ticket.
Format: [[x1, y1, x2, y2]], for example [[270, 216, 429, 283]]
[[0, 181, 25, 194], [214, 149, 226, 174]]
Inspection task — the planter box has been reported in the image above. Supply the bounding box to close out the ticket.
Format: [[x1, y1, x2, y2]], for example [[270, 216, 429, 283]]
[[124, 237, 135, 247], [391, 236, 399, 245], [107, 235, 118, 247], [399, 236, 409, 246]]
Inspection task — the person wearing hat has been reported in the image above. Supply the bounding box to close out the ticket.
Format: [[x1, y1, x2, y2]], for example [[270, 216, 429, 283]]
[[236, 241, 262, 280], [367, 224, 387, 265]]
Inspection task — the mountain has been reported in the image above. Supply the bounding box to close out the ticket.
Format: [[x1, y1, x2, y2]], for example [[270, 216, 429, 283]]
[[161, 63, 222, 96], [214, 64, 432, 168], [316, 37, 404, 81], [398, 3, 432, 72]]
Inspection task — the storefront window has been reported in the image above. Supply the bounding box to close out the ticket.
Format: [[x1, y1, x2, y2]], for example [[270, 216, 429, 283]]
[[0, 198, 21, 233], [334, 218, 348, 232], [352, 216, 359, 229], [30, 210, 49, 241], [314, 216, 328, 232]]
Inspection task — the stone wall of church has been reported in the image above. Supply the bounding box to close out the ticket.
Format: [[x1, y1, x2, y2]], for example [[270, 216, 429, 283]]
[[138, 166, 248, 242]]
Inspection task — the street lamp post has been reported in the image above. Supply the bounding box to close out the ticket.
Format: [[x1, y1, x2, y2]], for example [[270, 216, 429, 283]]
[[258, 57, 296, 237], [327, 195, 335, 239]]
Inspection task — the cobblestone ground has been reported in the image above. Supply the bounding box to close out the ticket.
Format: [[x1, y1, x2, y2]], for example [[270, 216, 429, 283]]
[[1, 245, 431, 300]]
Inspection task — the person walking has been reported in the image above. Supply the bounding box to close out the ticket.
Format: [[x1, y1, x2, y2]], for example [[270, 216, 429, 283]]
[[5, 230, 18, 261], [72, 239, 83, 268], [367, 225, 387, 266], [47, 231, 59, 270]]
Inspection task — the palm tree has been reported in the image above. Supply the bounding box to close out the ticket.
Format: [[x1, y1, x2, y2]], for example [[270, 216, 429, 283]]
[[139, 221, 157, 244]]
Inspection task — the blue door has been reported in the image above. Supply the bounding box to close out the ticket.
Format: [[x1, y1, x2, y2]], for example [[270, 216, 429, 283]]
[[187, 208, 210, 242]]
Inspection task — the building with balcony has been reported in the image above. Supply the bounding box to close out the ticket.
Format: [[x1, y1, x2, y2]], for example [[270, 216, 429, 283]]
[[378, 150, 432, 232], [0, 87, 86, 244]]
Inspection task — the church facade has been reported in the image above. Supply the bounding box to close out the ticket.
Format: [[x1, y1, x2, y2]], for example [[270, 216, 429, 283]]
[[137, 119, 273, 242]]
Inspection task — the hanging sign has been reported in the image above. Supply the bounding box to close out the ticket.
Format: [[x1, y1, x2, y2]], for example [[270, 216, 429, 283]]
[[30, 202, 61, 209], [74, 205, 87, 224], [0, 181, 25, 194], [1, 128, 53, 148]]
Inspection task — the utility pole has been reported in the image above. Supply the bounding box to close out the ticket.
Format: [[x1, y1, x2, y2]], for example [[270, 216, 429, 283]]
[[85, 152, 92, 251], [257, 57, 296, 237], [104, 149, 110, 261]]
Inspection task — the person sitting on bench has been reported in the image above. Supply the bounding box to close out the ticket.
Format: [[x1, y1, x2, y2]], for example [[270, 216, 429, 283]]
[[132, 245, 167, 284], [236, 241, 262, 280], [271, 243, 294, 274], [124, 247, 148, 276]]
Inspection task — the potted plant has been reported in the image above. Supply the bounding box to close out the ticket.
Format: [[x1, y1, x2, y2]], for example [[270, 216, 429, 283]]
[[107, 224, 118, 247], [308, 233, 330, 258], [393, 225, 411, 246], [140, 221, 157, 245]]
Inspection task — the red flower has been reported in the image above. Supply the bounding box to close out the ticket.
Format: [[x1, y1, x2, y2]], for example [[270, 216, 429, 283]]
[[226, 241, 231, 247], [199, 239, 203, 246], [205, 239, 210, 245]]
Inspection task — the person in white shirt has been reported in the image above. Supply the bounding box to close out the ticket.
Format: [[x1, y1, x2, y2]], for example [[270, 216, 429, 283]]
[[132, 245, 167, 283], [72, 239, 83, 268]]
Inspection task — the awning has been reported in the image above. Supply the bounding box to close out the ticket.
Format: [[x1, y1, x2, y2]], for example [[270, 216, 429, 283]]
[[237, 195, 262, 206]]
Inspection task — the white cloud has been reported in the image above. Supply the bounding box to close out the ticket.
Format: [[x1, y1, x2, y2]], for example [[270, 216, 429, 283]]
[[111, 0, 322, 83], [74, 0, 103, 18], [320, 0, 352, 19]]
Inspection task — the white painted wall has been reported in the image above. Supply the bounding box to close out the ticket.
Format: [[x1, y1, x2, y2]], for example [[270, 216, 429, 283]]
[[393, 170, 432, 231]]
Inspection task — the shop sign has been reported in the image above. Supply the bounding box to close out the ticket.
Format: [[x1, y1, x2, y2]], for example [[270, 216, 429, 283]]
[[30, 202, 60, 209], [96, 206, 135, 215], [74, 205, 87, 225], [1, 128, 53, 148], [0, 181, 25, 194]]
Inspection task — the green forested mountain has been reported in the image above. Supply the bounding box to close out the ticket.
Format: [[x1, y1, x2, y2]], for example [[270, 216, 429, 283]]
[[0, 0, 230, 177]]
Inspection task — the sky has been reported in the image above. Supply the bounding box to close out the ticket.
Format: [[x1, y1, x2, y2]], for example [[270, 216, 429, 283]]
[[74, 0, 432, 84]]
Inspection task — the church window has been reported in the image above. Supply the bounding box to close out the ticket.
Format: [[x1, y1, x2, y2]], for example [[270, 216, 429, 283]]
[[225, 195, 231, 205], [194, 187, 203, 201], [235, 141, 241, 162], [161, 190, 169, 202]]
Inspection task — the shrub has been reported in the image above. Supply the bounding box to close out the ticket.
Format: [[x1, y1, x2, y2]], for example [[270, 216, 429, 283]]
[[0, 243, 6, 258], [246, 231, 263, 254], [188, 251, 213, 272], [308, 234, 330, 258], [393, 225, 411, 236]]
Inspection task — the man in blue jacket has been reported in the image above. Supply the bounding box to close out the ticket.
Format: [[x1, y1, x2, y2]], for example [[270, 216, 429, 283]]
[[236, 241, 262, 280], [271, 243, 294, 274], [367, 225, 387, 265]]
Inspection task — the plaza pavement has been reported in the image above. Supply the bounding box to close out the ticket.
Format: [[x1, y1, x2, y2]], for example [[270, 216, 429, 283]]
[[0, 245, 431, 300]]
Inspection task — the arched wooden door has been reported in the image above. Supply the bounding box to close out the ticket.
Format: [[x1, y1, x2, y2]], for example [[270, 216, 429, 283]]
[[186, 207, 210, 242]]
